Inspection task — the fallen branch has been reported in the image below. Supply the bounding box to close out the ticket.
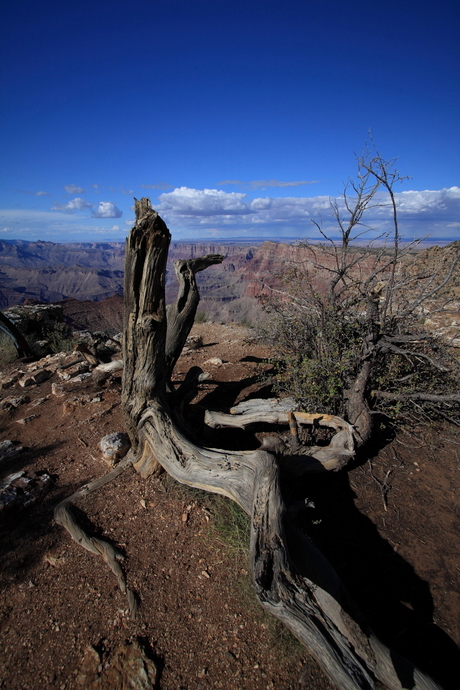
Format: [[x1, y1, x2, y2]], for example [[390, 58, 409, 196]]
[[372, 390, 460, 404]]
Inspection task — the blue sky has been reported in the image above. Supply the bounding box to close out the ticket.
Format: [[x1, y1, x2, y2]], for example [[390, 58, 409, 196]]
[[1, 0, 459, 244]]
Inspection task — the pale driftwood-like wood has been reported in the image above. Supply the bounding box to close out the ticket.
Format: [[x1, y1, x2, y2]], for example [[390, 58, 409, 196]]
[[54, 454, 138, 618], [205, 398, 355, 472], [121, 203, 441, 690], [165, 254, 224, 379], [74, 342, 99, 366]]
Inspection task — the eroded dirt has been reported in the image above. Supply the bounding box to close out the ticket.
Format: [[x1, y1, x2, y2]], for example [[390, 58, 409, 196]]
[[0, 323, 459, 689]]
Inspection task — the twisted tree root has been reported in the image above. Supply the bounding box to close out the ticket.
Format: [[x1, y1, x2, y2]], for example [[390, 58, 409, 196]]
[[54, 453, 138, 619]]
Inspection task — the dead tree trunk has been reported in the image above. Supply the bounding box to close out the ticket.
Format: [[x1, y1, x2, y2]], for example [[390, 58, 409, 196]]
[[122, 199, 441, 690]]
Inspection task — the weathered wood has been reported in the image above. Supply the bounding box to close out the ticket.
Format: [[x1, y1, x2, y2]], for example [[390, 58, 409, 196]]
[[165, 254, 224, 379], [205, 398, 355, 472], [120, 204, 441, 690], [74, 342, 99, 366], [122, 199, 171, 448], [135, 401, 439, 690], [54, 454, 138, 618]]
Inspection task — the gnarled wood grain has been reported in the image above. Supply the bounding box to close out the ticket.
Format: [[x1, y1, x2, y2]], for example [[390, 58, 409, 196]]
[[121, 200, 441, 690]]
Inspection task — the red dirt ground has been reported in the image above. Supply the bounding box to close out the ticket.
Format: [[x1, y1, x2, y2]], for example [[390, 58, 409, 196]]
[[0, 323, 459, 689]]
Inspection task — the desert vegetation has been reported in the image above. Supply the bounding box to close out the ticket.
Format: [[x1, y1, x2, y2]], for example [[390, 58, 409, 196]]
[[259, 145, 460, 440]]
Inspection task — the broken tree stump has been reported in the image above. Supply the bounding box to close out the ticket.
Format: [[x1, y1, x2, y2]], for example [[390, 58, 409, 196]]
[[120, 199, 441, 690]]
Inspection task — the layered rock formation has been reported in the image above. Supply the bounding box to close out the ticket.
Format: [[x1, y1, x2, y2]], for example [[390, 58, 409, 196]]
[[1, 239, 459, 335], [0, 240, 125, 308]]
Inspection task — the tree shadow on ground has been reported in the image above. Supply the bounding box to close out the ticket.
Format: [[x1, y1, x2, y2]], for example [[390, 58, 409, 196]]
[[0, 479, 84, 586], [283, 464, 460, 690], [0, 442, 64, 480], [197, 373, 274, 413], [189, 377, 460, 688]]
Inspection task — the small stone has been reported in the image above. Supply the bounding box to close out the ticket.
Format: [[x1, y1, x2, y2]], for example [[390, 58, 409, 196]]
[[44, 553, 67, 567], [0, 373, 21, 389], [201, 570, 211, 579], [0, 440, 23, 463], [99, 432, 131, 466], [181, 513, 188, 523], [62, 397, 85, 415], [204, 357, 224, 365], [0, 395, 30, 410], [16, 415, 38, 425], [0, 470, 51, 511], [29, 396, 48, 407], [51, 383, 66, 396], [72, 372, 92, 382], [57, 362, 90, 381]]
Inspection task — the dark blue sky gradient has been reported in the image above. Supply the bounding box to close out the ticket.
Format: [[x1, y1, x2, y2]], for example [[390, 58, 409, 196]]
[[1, 0, 459, 241]]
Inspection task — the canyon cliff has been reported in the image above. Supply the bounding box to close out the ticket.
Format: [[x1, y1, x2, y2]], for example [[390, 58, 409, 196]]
[[0, 239, 304, 323], [1, 239, 459, 332]]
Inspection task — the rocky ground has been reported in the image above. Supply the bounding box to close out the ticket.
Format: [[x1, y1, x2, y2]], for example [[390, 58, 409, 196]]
[[0, 323, 459, 690]]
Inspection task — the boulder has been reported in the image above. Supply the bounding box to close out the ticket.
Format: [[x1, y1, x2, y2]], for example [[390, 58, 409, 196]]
[[99, 432, 131, 466]]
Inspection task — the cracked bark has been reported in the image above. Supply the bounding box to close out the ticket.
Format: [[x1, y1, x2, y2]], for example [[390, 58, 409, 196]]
[[121, 199, 441, 690]]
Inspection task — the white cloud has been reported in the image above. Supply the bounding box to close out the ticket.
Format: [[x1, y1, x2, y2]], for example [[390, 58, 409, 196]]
[[91, 202, 123, 218], [394, 187, 460, 218], [159, 187, 250, 216], [64, 184, 86, 194], [2, 187, 459, 243], [51, 198, 94, 213], [156, 186, 460, 240], [35, 191, 50, 196], [0, 208, 129, 242]]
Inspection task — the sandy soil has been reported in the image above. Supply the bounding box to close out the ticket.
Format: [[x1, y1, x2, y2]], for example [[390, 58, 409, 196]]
[[0, 323, 459, 689]]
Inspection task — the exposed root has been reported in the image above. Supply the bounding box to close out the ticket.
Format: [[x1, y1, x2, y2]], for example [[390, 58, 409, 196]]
[[54, 453, 138, 619]]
